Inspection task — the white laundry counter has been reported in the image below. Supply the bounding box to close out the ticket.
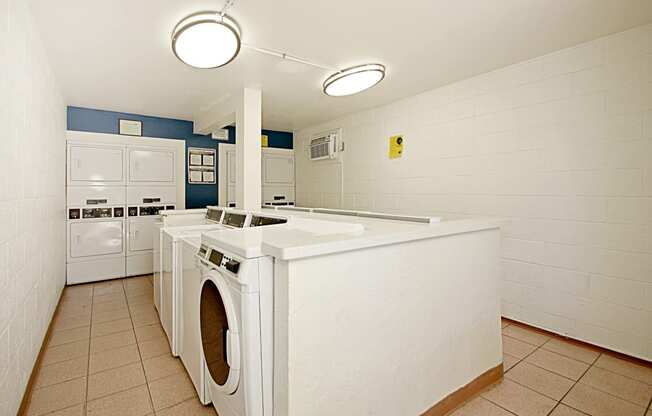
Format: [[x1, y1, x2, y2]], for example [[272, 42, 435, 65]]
[[205, 215, 503, 416]]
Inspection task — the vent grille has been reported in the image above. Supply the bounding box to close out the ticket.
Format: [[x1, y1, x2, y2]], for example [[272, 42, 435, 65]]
[[309, 131, 339, 161]]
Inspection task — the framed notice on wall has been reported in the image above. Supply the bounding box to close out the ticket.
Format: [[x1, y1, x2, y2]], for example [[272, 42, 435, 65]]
[[188, 147, 216, 184], [119, 119, 142, 136]]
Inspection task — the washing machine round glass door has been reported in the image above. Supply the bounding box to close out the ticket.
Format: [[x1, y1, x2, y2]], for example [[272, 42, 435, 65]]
[[200, 271, 240, 394]]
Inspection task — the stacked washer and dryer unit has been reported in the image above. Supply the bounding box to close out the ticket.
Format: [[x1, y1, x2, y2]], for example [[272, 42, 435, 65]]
[[66, 131, 185, 284]]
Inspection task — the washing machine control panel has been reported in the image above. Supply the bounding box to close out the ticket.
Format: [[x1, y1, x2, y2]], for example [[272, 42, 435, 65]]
[[206, 208, 224, 223], [249, 215, 287, 227], [224, 259, 240, 274], [198, 245, 240, 275]]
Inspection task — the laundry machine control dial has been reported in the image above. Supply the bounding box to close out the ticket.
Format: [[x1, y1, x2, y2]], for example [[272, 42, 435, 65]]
[[224, 259, 240, 274]]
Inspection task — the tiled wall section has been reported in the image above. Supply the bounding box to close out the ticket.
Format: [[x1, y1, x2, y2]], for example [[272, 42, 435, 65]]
[[0, 0, 67, 414], [295, 24, 652, 360]]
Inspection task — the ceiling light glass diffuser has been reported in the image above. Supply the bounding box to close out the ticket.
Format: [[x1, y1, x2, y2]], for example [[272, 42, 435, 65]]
[[323, 64, 385, 96], [172, 12, 241, 69]]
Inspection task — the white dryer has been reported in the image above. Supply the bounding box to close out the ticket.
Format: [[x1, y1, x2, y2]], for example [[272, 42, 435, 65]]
[[67, 142, 126, 186], [66, 186, 127, 284]]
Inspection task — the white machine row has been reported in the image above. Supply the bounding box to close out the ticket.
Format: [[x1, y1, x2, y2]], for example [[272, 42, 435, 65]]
[[66, 131, 186, 285], [156, 207, 443, 416], [156, 207, 289, 365], [219, 144, 296, 208]]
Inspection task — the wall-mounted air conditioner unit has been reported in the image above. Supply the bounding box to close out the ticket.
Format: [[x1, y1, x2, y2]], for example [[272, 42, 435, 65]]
[[309, 129, 341, 161]]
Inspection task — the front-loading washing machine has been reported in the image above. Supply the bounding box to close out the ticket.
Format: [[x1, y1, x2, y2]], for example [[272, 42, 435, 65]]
[[180, 212, 289, 406], [195, 242, 274, 416]]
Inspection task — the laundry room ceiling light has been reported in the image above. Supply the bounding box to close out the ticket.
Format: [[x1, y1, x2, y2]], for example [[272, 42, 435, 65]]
[[323, 64, 386, 97], [171, 2, 386, 96], [172, 12, 241, 69]]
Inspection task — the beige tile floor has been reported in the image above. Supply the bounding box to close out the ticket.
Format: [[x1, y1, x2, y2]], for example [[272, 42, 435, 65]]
[[21, 276, 652, 416], [453, 320, 652, 416], [22, 275, 217, 416]]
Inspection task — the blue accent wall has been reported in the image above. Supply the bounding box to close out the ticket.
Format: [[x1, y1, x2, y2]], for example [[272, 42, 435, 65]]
[[225, 126, 293, 149], [67, 107, 293, 208]]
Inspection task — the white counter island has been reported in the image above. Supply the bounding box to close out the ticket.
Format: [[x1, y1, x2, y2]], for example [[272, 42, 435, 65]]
[[202, 214, 504, 416]]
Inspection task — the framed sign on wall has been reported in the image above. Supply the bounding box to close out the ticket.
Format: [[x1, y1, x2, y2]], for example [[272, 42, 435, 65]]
[[119, 119, 142, 136], [188, 147, 216, 184]]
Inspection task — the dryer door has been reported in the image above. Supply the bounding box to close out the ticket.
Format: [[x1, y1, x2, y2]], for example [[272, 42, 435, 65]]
[[128, 148, 175, 184], [70, 220, 124, 258], [68, 145, 125, 185], [128, 217, 158, 252], [200, 271, 240, 394]]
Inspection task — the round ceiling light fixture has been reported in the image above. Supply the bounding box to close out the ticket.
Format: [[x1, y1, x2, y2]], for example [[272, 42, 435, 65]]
[[172, 12, 241, 69], [323, 63, 386, 97]]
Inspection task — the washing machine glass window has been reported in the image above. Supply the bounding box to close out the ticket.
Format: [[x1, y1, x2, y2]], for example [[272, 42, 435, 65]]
[[200, 278, 239, 393]]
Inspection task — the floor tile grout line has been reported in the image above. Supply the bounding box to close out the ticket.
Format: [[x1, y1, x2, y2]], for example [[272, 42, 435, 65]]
[[502, 327, 555, 374], [83, 284, 95, 415], [494, 328, 570, 414], [545, 351, 599, 416], [590, 361, 652, 387], [489, 402, 520, 416], [573, 376, 652, 409], [502, 332, 550, 348], [519, 360, 583, 382], [85, 281, 145, 406], [124, 277, 158, 414], [538, 343, 601, 366], [482, 331, 559, 413], [85, 381, 150, 405], [501, 375, 570, 403]]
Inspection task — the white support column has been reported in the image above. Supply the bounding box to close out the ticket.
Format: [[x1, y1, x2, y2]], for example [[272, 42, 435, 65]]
[[235, 88, 262, 210]]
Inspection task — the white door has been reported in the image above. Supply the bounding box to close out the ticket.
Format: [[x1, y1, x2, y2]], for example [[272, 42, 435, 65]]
[[128, 217, 158, 252], [262, 153, 294, 185], [69, 221, 124, 257], [68, 145, 125, 184], [129, 148, 175, 183]]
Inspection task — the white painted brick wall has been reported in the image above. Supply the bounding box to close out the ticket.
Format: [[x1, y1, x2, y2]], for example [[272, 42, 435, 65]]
[[0, 0, 66, 413], [295, 23, 652, 360]]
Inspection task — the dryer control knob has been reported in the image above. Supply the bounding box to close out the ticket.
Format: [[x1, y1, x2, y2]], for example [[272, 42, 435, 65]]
[[225, 260, 240, 274]]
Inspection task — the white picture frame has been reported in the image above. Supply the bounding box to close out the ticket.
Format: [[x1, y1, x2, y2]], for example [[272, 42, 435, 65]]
[[119, 119, 142, 136]]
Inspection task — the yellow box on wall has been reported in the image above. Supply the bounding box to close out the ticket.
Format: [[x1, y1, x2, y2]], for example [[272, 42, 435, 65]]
[[389, 135, 403, 159], [261, 134, 269, 147]]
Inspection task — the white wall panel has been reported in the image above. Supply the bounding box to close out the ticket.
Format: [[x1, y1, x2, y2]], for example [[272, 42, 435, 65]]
[[0, 0, 66, 413], [295, 23, 652, 360]]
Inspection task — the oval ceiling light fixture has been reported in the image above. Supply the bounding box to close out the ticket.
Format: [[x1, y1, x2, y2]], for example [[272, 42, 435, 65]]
[[323, 63, 386, 97], [172, 11, 241, 69]]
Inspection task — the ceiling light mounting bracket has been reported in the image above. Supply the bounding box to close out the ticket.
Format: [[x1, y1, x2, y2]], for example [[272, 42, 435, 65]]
[[220, 0, 236, 17]]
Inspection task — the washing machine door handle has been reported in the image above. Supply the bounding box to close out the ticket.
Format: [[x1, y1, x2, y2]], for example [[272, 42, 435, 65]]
[[225, 329, 240, 371]]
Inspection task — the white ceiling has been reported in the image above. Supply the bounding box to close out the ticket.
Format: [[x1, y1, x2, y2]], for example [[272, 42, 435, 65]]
[[29, 0, 652, 132]]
